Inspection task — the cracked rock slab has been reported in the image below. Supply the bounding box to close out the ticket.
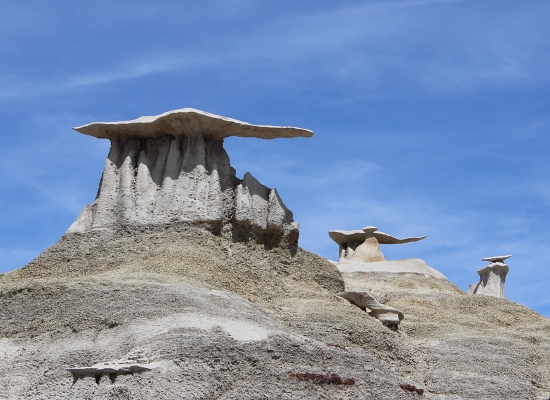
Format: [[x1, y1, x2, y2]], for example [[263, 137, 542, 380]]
[[329, 226, 427, 262], [338, 291, 404, 327]]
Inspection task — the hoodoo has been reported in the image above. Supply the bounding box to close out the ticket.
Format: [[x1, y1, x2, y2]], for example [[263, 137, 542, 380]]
[[67, 108, 312, 249], [2, 110, 550, 400], [468, 254, 511, 298], [329, 225, 427, 262]]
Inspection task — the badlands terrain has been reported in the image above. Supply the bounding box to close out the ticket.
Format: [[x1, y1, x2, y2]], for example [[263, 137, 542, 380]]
[[1, 109, 549, 399]]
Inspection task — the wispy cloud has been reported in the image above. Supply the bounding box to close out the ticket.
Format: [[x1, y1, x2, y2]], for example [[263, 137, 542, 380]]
[[67, 54, 216, 87], [0, 53, 216, 99], [2, 1, 549, 101], [535, 182, 550, 206]]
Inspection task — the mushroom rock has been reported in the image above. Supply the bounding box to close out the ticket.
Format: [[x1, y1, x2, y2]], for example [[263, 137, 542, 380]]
[[351, 236, 386, 262], [338, 291, 404, 329], [66, 108, 311, 249], [331, 226, 448, 280], [468, 255, 511, 298], [328, 226, 427, 262]]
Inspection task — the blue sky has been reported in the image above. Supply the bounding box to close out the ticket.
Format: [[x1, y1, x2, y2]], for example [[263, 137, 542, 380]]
[[1, 0, 549, 317]]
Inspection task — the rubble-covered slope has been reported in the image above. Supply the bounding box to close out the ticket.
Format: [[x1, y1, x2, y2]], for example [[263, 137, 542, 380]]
[[2, 227, 549, 399], [341, 267, 550, 399], [0, 226, 417, 399]]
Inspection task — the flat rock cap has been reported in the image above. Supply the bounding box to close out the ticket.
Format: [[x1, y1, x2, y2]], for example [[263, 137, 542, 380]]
[[362, 226, 378, 234], [328, 227, 426, 245], [481, 254, 512, 263], [73, 108, 314, 140], [329, 230, 368, 245]]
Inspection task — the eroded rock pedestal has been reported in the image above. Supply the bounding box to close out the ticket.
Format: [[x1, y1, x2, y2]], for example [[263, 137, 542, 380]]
[[67, 108, 311, 249], [3, 112, 550, 400], [329, 225, 445, 279], [329, 226, 427, 263], [468, 255, 511, 298]]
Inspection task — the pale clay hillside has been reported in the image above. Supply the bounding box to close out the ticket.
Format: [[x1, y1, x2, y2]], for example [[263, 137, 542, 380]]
[[1, 109, 549, 400]]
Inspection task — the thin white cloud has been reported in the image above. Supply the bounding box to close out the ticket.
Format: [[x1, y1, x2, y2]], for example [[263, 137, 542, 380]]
[[0, 53, 216, 99], [67, 55, 215, 87], [244, 0, 550, 94], [535, 182, 550, 206], [2, 1, 548, 101]]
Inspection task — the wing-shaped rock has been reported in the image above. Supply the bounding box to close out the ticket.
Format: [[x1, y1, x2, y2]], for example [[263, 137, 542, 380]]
[[328, 229, 368, 245], [74, 108, 313, 140], [329, 226, 427, 261], [372, 231, 427, 244]]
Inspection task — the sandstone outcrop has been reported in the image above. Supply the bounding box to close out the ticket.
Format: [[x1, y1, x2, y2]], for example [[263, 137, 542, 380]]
[[67, 108, 311, 249], [329, 226, 426, 262], [338, 291, 404, 329], [468, 254, 511, 298]]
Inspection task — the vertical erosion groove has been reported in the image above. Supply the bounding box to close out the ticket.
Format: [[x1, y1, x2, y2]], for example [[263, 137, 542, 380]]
[[92, 138, 122, 230], [68, 133, 298, 248], [119, 139, 140, 225]]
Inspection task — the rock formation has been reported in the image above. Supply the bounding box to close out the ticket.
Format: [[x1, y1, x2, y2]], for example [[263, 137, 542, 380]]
[[468, 254, 511, 298], [67, 352, 165, 379], [2, 110, 550, 400], [329, 226, 427, 262], [67, 108, 312, 249], [330, 225, 446, 279], [338, 291, 404, 330]]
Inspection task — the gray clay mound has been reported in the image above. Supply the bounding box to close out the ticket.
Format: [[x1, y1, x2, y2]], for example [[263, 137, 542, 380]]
[[1, 226, 418, 400], [3, 226, 550, 399], [339, 265, 550, 400]]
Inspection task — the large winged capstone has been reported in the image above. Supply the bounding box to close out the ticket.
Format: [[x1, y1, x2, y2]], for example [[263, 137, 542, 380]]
[[329, 226, 427, 262], [66, 109, 310, 249], [74, 108, 313, 140]]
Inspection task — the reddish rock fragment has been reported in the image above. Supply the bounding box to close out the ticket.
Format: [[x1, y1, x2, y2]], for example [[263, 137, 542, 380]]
[[289, 372, 355, 385], [399, 383, 424, 395]]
